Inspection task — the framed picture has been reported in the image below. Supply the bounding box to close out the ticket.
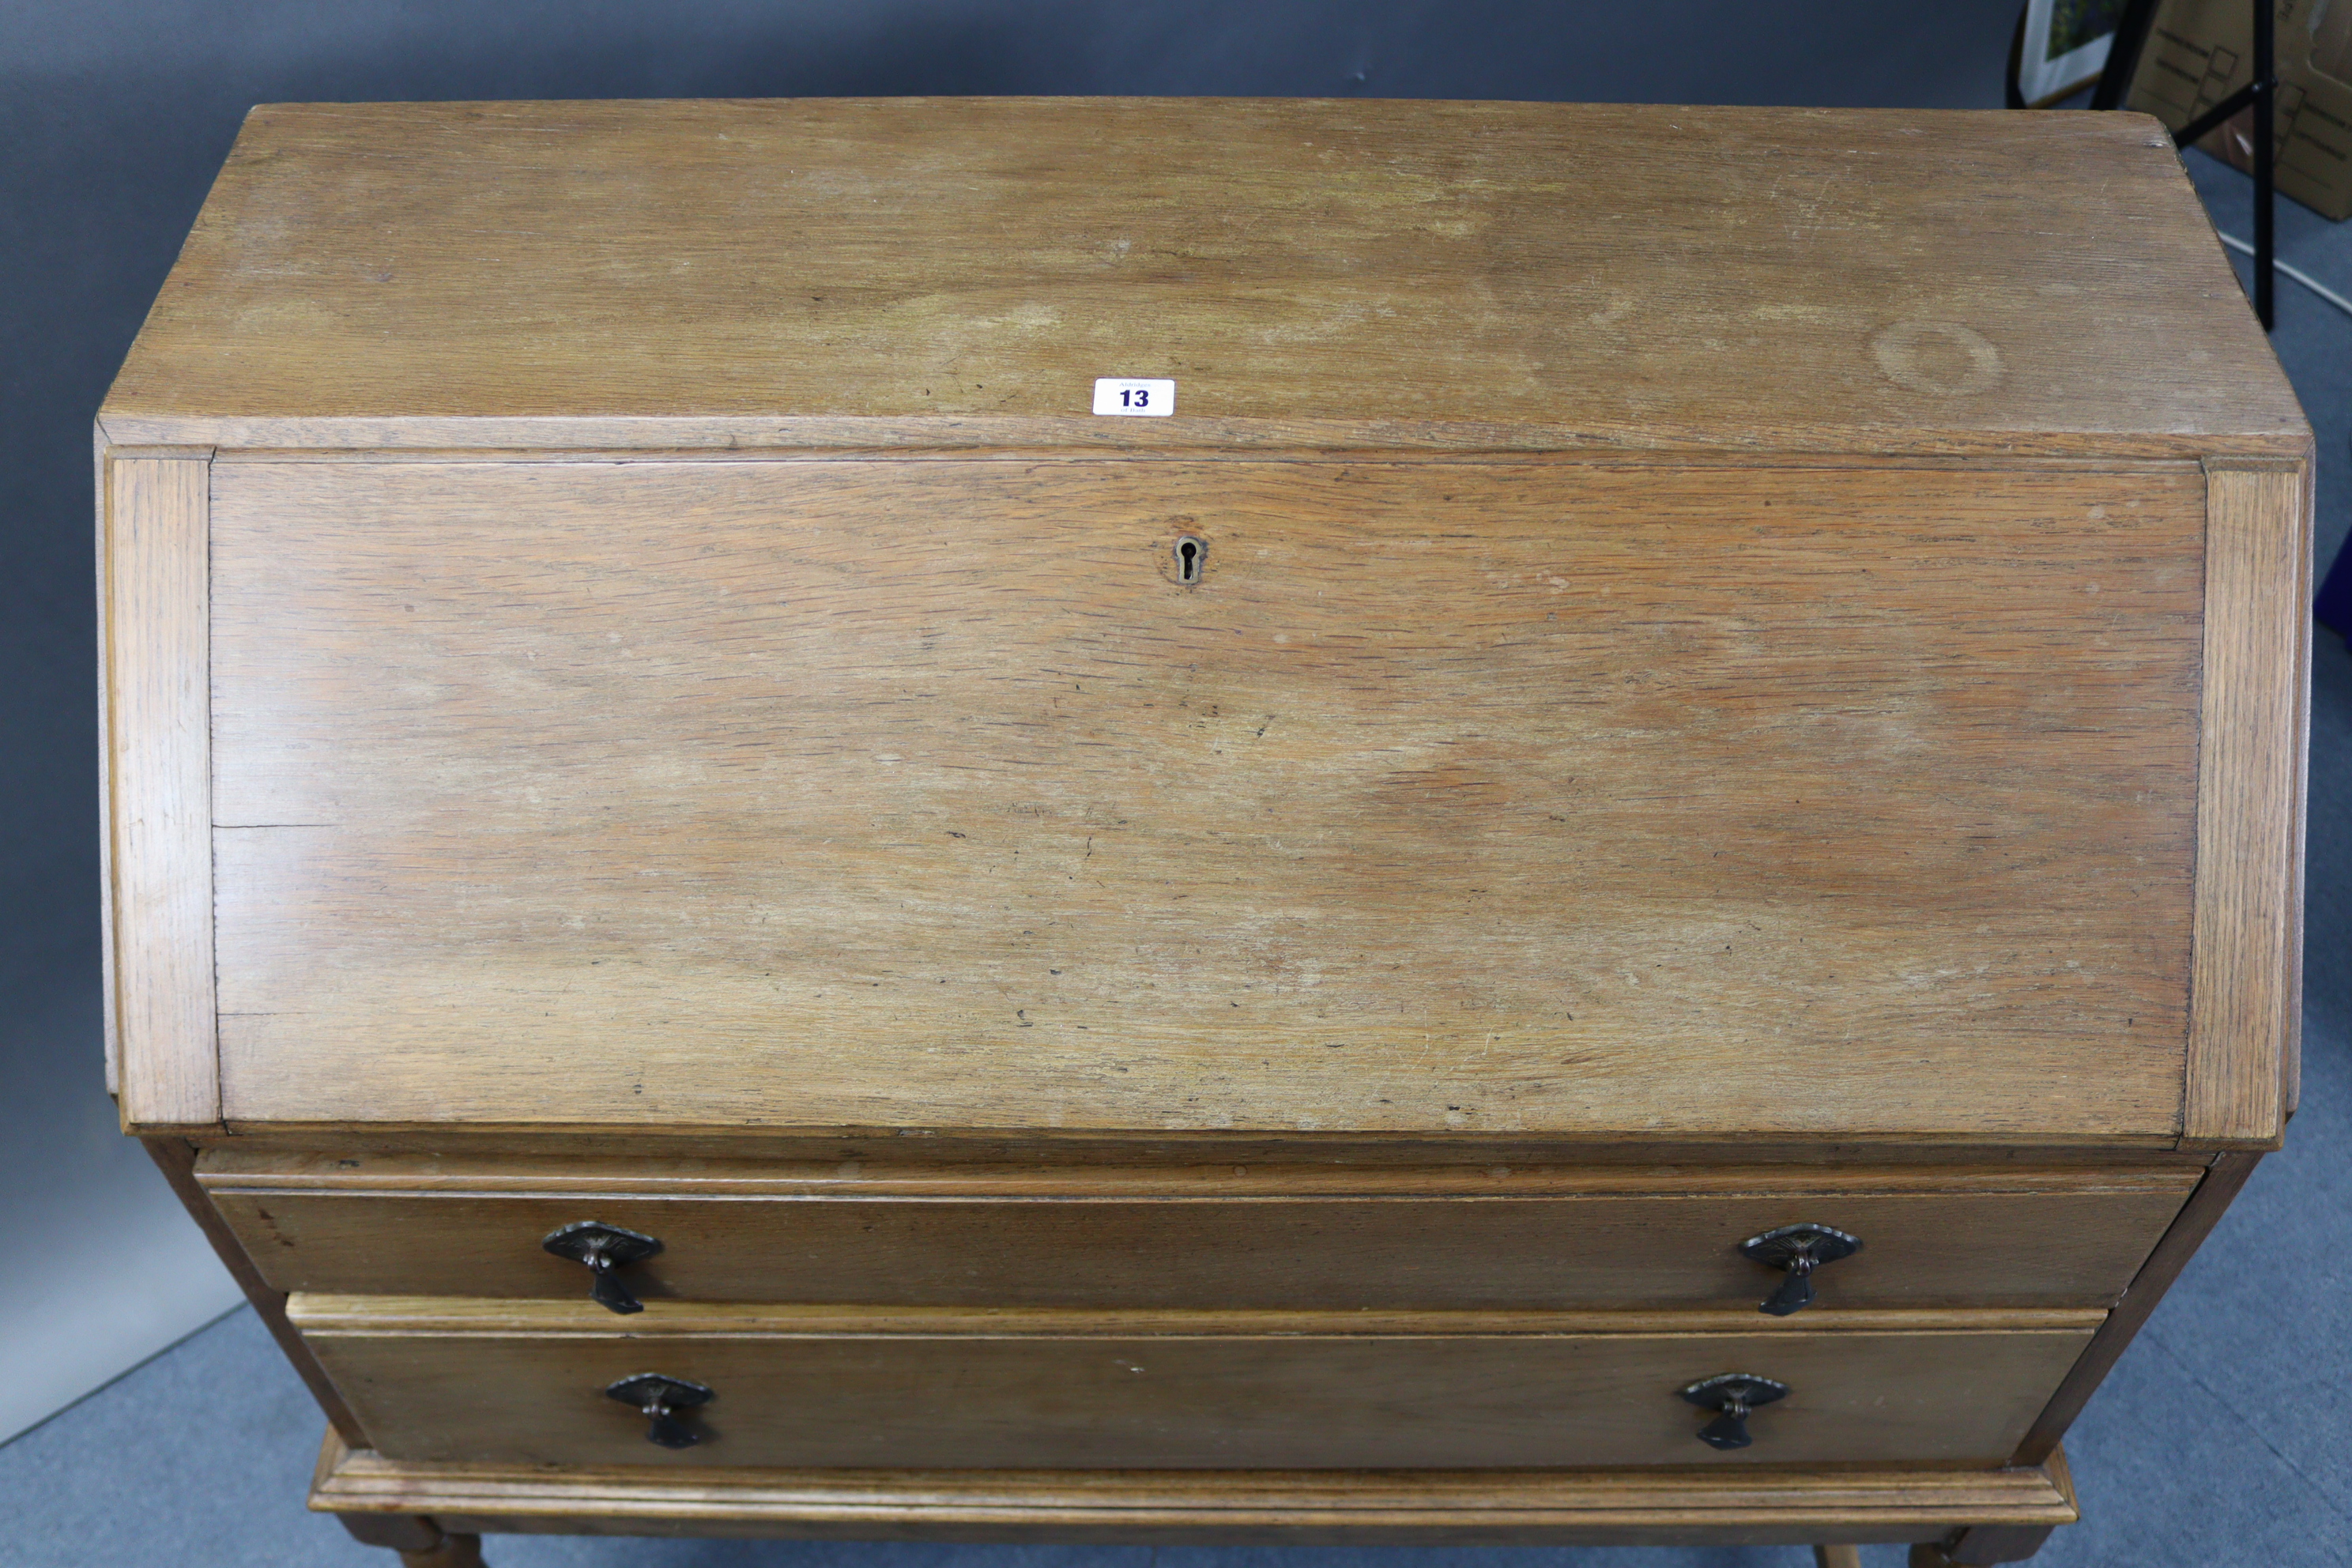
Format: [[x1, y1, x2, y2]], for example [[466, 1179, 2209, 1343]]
[[2016, 0, 2130, 105]]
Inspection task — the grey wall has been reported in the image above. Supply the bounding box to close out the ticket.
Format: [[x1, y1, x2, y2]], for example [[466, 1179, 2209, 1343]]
[[0, 0, 2021, 1441]]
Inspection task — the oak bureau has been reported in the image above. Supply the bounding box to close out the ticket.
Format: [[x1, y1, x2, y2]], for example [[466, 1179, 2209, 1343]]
[[100, 100, 2309, 1567]]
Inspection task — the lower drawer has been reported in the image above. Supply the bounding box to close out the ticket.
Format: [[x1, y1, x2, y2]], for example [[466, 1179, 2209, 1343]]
[[207, 1156, 2196, 1310], [291, 1298, 2099, 1470]]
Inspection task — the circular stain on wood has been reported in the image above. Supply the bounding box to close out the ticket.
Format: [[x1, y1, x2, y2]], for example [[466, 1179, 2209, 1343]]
[[1871, 320, 2002, 396]]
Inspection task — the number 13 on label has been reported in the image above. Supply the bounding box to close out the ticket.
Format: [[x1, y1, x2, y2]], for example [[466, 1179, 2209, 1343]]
[[1093, 377, 1175, 416]]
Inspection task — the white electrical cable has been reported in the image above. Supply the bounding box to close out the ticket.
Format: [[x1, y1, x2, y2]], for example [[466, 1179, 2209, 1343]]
[[2215, 231, 2352, 321]]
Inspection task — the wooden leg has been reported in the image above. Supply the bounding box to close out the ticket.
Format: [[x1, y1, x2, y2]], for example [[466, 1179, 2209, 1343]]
[[1815, 1546, 1864, 1568], [398, 1536, 486, 1568], [1911, 1521, 2056, 1567], [336, 1513, 487, 1566]]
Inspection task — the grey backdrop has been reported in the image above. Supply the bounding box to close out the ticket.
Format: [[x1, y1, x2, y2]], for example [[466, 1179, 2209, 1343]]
[[1, 0, 2026, 1439]]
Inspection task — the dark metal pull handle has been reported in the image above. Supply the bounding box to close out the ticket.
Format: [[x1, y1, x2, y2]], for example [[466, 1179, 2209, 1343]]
[[1740, 1223, 1860, 1316], [605, 1372, 713, 1449], [1680, 1372, 1788, 1450], [543, 1220, 665, 1314]]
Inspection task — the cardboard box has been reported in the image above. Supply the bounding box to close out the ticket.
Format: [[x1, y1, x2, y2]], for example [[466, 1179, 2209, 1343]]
[[2128, 0, 2352, 220]]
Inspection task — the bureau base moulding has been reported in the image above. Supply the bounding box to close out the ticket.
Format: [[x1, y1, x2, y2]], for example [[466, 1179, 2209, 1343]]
[[309, 1429, 2079, 1548]]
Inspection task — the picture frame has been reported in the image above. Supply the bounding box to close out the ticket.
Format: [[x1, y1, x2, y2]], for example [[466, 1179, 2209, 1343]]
[[2016, 0, 2131, 105]]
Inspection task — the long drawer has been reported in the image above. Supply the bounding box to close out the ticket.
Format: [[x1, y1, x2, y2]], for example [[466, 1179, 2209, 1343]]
[[207, 1159, 2195, 1310], [292, 1296, 2100, 1469]]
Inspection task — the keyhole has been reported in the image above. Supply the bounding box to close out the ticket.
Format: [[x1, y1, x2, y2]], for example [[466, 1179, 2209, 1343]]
[[1174, 534, 1205, 584]]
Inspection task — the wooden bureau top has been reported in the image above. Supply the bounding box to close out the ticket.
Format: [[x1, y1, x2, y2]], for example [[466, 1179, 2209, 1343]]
[[101, 97, 2301, 458]]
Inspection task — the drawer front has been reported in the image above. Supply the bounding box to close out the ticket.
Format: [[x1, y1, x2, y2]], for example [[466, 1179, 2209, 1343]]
[[294, 1298, 2098, 1469], [210, 1170, 2192, 1310]]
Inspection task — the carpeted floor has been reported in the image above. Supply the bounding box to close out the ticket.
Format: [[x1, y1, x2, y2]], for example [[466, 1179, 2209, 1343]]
[[7, 145, 2349, 1568]]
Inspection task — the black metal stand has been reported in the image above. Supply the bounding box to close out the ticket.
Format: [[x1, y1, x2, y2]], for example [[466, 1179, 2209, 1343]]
[[2092, 0, 2276, 330]]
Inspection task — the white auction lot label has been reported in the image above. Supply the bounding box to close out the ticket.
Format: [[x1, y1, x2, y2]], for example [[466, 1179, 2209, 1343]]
[[1092, 377, 1174, 416]]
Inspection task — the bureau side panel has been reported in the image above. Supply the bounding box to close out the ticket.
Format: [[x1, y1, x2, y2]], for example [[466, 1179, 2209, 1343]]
[[207, 458, 2204, 1140], [2183, 461, 2309, 1147], [105, 454, 220, 1131], [96, 428, 116, 1096]]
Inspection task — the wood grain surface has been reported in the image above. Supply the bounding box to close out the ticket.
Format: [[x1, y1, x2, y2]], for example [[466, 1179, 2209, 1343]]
[[97, 100, 2301, 458], [2184, 462, 2308, 1147], [104, 455, 219, 1130], [292, 1297, 2095, 1470], [96, 430, 117, 1098], [311, 1427, 2080, 1546], [2288, 458, 2314, 1120], [205, 1168, 2191, 1310], [207, 457, 2206, 1139]]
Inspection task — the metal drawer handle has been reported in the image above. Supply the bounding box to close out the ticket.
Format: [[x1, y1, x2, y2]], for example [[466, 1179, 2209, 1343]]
[[543, 1220, 665, 1314], [1740, 1223, 1860, 1316], [1680, 1372, 1788, 1450], [605, 1372, 713, 1449]]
